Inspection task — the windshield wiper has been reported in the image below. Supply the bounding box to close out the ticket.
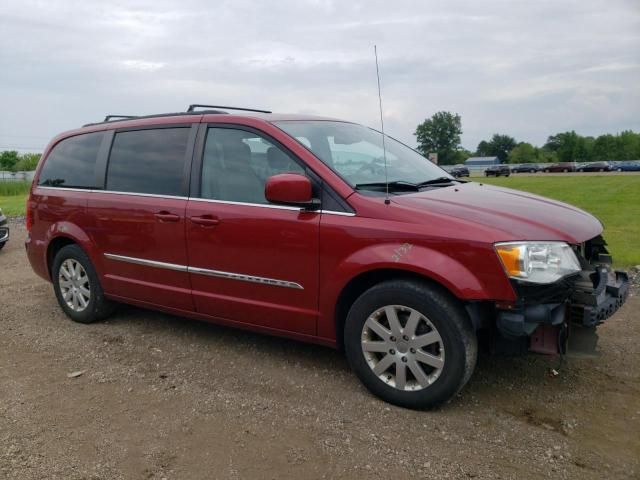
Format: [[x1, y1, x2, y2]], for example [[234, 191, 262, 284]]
[[416, 176, 459, 187], [355, 180, 420, 191]]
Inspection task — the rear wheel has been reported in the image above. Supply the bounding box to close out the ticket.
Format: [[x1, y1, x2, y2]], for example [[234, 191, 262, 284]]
[[52, 245, 115, 323], [617, 168, 622, 172], [563, 168, 568, 172], [344, 280, 477, 409]]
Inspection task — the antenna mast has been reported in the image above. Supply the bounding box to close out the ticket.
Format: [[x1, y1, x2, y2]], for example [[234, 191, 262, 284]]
[[374, 45, 390, 205]]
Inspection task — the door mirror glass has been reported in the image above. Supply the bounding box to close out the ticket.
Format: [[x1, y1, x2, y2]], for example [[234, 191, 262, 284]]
[[265, 173, 317, 208]]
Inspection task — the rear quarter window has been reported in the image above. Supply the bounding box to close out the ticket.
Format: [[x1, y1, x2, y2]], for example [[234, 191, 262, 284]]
[[38, 132, 104, 188]]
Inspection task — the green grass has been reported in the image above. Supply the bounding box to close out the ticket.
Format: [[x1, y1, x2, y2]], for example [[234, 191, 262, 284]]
[[480, 175, 639, 267], [0, 193, 28, 216], [0, 181, 31, 196]]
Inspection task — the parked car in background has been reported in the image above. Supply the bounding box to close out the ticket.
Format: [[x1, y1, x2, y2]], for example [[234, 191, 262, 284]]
[[484, 164, 510, 177], [511, 163, 540, 173], [577, 161, 612, 172], [0, 207, 8, 251], [543, 162, 576, 173], [612, 161, 640, 172], [449, 164, 470, 178], [25, 105, 629, 409]]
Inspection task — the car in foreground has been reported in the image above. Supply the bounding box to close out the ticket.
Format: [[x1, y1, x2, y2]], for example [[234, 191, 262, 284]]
[[0, 207, 8, 251], [612, 161, 640, 172], [542, 162, 576, 173], [511, 163, 540, 173], [25, 105, 629, 409], [449, 164, 470, 178], [577, 161, 613, 172], [484, 164, 510, 177]]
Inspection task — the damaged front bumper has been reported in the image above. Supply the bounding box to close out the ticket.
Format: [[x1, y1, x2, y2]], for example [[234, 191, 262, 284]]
[[497, 266, 629, 337], [494, 247, 629, 354]]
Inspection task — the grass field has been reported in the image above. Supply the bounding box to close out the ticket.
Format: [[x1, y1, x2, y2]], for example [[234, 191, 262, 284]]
[[0, 176, 637, 266], [0, 193, 28, 217], [481, 175, 639, 266]]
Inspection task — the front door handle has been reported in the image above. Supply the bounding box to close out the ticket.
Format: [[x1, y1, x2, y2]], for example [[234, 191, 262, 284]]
[[154, 211, 180, 222], [190, 215, 220, 226]]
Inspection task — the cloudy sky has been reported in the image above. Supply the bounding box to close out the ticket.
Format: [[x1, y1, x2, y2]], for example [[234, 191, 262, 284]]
[[1, 0, 639, 153]]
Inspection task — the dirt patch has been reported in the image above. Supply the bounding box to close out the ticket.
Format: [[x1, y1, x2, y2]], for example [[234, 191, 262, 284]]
[[1, 224, 639, 479]]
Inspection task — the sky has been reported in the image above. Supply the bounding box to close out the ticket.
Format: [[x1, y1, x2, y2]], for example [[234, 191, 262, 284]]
[[1, 0, 639, 153]]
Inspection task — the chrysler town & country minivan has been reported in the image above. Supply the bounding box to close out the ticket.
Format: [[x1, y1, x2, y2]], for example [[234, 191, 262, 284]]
[[25, 105, 629, 408]]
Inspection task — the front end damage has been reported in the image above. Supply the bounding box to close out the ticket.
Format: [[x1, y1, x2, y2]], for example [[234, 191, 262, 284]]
[[490, 236, 629, 356]]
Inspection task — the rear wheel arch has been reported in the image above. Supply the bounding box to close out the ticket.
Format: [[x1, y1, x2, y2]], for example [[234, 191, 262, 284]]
[[47, 236, 77, 279], [334, 268, 464, 351]]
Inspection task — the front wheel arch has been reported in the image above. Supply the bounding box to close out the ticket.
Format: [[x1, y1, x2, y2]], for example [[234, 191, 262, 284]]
[[334, 269, 463, 351]]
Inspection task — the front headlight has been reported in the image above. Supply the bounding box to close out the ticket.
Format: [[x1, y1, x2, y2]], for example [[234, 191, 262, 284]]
[[494, 241, 581, 284]]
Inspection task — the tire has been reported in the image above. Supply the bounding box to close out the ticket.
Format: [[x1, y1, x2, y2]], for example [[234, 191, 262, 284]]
[[617, 168, 622, 172], [563, 169, 568, 173], [52, 244, 115, 323], [530, 169, 535, 173], [344, 280, 477, 409], [0, 242, 5, 251], [544, 169, 549, 173]]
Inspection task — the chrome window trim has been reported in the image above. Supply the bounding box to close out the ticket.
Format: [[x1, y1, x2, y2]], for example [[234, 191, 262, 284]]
[[104, 253, 304, 290], [35, 187, 355, 216], [189, 197, 301, 211], [36, 186, 96, 193]]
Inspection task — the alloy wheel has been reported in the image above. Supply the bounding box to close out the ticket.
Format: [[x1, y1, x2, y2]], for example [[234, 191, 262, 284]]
[[59, 259, 91, 312], [361, 305, 445, 391]]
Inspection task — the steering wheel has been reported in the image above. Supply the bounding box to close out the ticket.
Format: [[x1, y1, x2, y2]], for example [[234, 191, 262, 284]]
[[355, 157, 387, 176]]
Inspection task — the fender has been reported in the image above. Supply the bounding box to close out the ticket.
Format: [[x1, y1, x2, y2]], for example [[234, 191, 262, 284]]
[[317, 241, 517, 340]]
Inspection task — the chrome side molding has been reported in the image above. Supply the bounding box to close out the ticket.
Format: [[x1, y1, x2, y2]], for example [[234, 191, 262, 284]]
[[104, 253, 304, 290]]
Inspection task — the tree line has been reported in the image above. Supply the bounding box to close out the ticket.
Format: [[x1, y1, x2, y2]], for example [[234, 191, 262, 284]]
[[0, 150, 41, 172], [414, 111, 640, 165]]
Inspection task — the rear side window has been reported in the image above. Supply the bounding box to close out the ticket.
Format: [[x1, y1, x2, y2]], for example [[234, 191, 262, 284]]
[[38, 132, 103, 188], [106, 128, 190, 196]]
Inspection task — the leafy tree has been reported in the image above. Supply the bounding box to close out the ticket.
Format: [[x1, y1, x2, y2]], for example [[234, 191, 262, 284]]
[[452, 148, 473, 165], [0, 150, 19, 171], [591, 134, 616, 161], [616, 130, 640, 160], [475, 134, 517, 162], [414, 111, 463, 165], [14, 153, 41, 171], [508, 142, 537, 164]]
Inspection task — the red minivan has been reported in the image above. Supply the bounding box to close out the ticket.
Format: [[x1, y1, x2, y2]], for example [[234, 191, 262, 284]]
[[25, 105, 629, 408]]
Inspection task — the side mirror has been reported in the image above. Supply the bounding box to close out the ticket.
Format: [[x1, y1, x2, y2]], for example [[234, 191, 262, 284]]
[[265, 173, 319, 209]]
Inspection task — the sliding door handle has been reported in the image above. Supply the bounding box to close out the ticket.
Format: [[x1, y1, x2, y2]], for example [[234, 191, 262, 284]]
[[154, 211, 180, 222], [190, 215, 220, 226]]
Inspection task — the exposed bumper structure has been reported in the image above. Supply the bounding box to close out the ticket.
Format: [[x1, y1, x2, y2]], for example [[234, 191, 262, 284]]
[[568, 268, 629, 327], [494, 246, 629, 355]]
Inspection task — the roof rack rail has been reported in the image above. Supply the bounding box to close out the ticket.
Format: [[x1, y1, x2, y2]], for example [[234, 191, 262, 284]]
[[104, 115, 138, 122], [187, 104, 272, 114]]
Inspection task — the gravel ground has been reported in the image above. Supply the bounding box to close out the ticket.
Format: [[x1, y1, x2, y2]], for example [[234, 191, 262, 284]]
[[1, 224, 639, 479]]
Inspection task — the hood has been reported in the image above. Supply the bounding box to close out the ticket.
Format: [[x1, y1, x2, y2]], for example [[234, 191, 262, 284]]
[[391, 182, 602, 244]]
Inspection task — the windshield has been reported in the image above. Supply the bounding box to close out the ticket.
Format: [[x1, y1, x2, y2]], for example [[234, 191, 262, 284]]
[[273, 121, 453, 191]]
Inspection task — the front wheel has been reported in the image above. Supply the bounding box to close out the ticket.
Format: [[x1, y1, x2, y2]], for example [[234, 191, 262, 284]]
[[52, 244, 116, 323], [344, 280, 477, 409]]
